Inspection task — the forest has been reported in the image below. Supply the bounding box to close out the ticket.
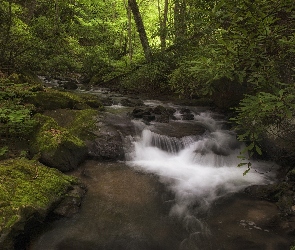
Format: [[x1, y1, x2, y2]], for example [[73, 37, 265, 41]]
[[0, 0, 295, 248], [0, 0, 295, 152], [0, 0, 294, 159]]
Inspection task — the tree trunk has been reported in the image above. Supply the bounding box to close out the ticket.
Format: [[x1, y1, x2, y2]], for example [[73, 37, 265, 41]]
[[128, 0, 152, 63], [54, 0, 60, 34], [0, 0, 13, 67], [158, 0, 169, 51], [124, 0, 133, 62], [174, 0, 187, 44]]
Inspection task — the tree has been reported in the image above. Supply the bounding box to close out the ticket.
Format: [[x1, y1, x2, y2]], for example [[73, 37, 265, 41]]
[[174, 0, 187, 44], [128, 0, 153, 63], [157, 0, 169, 51]]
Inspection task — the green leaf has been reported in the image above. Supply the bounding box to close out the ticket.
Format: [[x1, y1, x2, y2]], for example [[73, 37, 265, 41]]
[[255, 145, 262, 155], [238, 162, 248, 167], [247, 142, 255, 151]]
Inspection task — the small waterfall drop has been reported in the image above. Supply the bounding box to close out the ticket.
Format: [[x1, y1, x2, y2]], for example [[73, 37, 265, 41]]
[[127, 110, 277, 217]]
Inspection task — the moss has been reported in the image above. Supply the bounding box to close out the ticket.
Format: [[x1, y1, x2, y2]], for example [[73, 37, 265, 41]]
[[26, 89, 80, 110], [43, 109, 99, 141], [66, 109, 98, 140], [0, 158, 77, 237], [25, 89, 104, 111], [78, 93, 104, 110], [33, 113, 85, 153]]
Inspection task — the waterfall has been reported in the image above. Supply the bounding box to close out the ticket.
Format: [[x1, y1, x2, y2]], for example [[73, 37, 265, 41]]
[[127, 111, 277, 217]]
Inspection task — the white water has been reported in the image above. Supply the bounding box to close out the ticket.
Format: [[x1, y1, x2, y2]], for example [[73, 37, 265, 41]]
[[127, 111, 277, 217]]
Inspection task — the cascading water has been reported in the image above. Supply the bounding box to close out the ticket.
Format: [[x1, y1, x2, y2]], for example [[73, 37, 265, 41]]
[[127, 110, 276, 217], [125, 107, 278, 249]]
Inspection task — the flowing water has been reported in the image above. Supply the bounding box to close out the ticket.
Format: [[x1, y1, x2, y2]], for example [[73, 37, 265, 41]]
[[29, 97, 292, 250]]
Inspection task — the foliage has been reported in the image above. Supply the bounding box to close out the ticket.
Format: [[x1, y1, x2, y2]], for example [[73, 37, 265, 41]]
[[0, 0, 294, 168], [231, 87, 295, 167], [0, 78, 38, 139], [121, 59, 171, 93]]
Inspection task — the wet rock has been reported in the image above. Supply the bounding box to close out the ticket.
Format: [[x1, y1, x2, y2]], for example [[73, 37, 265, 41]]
[[131, 106, 176, 124], [180, 108, 194, 120], [101, 97, 113, 106], [63, 80, 78, 90], [120, 98, 144, 107], [86, 131, 125, 161], [56, 238, 101, 250], [40, 140, 88, 172], [131, 108, 152, 119], [151, 122, 206, 138], [53, 184, 87, 217], [245, 183, 295, 217]]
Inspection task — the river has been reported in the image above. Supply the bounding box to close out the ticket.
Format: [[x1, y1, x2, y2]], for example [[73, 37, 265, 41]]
[[28, 90, 293, 250]]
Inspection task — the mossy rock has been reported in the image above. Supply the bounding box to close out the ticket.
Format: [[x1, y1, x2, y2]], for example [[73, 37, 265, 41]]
[[0, 158, 78, 249], [25, 90, 82, 111], [43, 109, 98, 140], [30, 114, 88, 172], [25, 89, 104, 111]]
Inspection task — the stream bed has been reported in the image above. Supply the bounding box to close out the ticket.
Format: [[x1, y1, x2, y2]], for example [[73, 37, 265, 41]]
[[29, 91, 293, 250]]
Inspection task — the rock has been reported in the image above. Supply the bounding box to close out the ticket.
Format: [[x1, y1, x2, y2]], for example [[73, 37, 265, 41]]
[[131, 106, 176, 123], [30, 114, 88, 172], [0, 158, 78, 250], [101, 97, 113, 106], [25, 89, 104, 111], [39, 140, 88, 172], [53, 184, 87, 217], [245, 183, 295, 216], [25, 90, 79, 111], [86, 131, 125, 161], [131, 108, 149, 119], [180, 108, 194, 120], [63, 80, 78, 90], [120, 98, 144, 107]]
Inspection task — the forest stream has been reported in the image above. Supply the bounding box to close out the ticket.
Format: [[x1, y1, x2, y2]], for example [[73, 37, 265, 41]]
[[28, 88, 293, 250]]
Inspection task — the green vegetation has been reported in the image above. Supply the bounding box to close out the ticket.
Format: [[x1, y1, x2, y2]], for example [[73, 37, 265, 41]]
[[32, 113, 84, 152], [0, 0, 294, 247], [0, 158, 77, 247], [0, 0, 293, 165]]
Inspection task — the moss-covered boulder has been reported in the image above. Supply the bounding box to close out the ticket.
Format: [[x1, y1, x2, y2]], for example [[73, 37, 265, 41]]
[[30, 114, 88, 172], [0, 158, 78, 250], [25, 89, 104, 111], [43, 109, 98, 141]]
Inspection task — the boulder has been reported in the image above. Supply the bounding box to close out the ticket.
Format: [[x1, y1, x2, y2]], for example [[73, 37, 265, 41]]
[[130, 106, 176, 124], [63, 80, 78, 90], [120, 98, 144, 107], [0, 158, 79, 250], [180, 108, 194, 120], [39, 140, 88, 172], [53, 184, 87, 217], [25, 89, 104, 111], [30, 114, 88, 172], [86, 130, 125, 161]]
